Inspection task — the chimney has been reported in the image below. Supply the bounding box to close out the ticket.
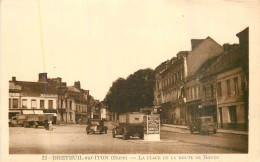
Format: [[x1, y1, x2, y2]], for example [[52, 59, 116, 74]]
[[223, 43, 239, 52], [38, 73, 47, 82], [191, 39, 204, 50], [74, 81, 81, 90], [61, 82, 67, 87], [52, 77, 62, 84], [12, 77, 16, 82]]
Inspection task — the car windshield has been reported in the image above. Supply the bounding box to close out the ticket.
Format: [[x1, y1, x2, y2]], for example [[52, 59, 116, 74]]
[[90, 121, 100, 125]]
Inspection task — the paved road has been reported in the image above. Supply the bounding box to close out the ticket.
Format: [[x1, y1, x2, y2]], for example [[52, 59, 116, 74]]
[[9, 121, 247, 154]]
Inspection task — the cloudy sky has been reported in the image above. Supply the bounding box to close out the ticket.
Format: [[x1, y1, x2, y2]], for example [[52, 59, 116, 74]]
[[1, 0, 259, 100]]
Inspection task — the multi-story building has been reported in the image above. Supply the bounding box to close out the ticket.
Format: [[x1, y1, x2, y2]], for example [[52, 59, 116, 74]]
[[154, 37, 223, 125], [185, 27, 249, 131], [9, 73, 92, 125], [215, 28, 248, 131], [9, 73, 59, 124]]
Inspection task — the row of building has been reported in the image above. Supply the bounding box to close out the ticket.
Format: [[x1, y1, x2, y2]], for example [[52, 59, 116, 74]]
[[153, 27, 248, 131], [9, 73, 107, 124]]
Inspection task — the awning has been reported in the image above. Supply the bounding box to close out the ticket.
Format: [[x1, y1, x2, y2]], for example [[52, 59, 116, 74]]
[[44, 113, 57, 116], [22, 110, 34, 114], [9, 110, 22, 113], [34, 110, 44, 114]]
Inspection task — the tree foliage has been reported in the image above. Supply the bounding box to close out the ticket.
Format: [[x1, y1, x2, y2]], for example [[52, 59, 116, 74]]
[[103, 68, 155, 114]]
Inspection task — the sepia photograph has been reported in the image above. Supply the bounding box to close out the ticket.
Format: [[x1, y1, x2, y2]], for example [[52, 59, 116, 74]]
[[1, 0, 260, 162]]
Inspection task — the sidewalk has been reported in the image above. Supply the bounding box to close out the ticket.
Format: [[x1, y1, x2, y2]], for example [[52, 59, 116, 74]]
[[162, 124, 248, 135]]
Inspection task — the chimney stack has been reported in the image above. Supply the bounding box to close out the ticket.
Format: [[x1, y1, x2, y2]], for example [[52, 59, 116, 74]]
[[74, 81, 81, 90], [12, 77, 16, 82], [61, 82, 67, 87], [38, 73, 47, 82]]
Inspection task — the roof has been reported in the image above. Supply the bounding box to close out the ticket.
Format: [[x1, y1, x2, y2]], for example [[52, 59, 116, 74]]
[[67, 86, 80, 92], [9, 81, 58, 97], [199, 47, 243, 79]]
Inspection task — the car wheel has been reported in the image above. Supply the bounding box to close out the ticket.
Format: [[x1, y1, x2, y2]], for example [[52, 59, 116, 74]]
[[112, 129, 116, 138], [123, 131, 128, 140], [190, 127, 193, 134], [213, 129, 217, 134], [139, 134, 144, 139]]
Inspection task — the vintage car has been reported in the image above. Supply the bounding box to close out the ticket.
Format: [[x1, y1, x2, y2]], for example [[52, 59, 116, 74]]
[[112, 112, 144, 140], [189, 116, 217, 134], [86, 119, 108, 134]]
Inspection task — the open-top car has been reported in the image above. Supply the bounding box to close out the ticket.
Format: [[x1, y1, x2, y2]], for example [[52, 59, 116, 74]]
[[189, 116, 217, 135], [86, 119, 108, 134]]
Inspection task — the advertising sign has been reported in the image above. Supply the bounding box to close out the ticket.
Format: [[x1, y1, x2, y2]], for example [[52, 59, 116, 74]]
[[144, 114, 160, 135]]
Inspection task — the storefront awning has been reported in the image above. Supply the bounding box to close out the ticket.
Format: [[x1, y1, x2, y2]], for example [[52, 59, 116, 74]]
[[9, 110, 22, 113], [34, 110, 44, 114], [22, 110, 34, 114], [44, 113, 57, 116]]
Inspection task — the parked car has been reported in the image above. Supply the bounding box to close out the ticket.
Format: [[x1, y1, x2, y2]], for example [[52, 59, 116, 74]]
[[189, 116, 217, 134], [112, 112, 144, 140], [86, 119, 108, 134]]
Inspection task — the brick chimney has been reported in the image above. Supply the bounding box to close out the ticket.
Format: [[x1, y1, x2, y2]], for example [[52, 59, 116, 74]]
[[38, 73, 47, 82]]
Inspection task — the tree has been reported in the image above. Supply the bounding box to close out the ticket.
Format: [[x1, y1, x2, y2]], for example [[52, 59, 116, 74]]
[[104, 68, 155, 114]]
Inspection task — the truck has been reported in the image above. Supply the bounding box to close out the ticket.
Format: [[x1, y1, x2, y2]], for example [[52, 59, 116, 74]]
[[9, 114, 54, 129], [112, 112, 145, 140]]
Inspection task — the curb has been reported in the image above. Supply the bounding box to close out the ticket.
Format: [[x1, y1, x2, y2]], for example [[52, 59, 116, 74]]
[[162, 124, 248, 135]]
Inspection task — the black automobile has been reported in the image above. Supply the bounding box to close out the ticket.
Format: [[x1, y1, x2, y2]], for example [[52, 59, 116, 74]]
[[86, 119, 108, 134], [190, 116, 217, 135]]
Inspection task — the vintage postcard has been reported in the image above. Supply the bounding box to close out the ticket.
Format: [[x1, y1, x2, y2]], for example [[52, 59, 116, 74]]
[[1, 0, 260, 162]]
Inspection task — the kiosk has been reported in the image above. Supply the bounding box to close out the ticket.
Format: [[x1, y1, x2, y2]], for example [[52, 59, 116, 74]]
[[143, 114, 160, 141]]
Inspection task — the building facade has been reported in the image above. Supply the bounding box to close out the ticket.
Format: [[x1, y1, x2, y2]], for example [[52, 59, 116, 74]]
[[154, 37, 223, 125], [9, 73, 93, 125], [9, 74, 59, 124]]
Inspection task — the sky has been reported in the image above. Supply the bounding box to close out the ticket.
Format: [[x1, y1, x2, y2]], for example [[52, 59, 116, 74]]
[[1, 0, 260, 100]]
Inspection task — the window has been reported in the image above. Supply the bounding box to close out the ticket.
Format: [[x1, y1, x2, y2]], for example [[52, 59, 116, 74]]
[[196, 86, 199, 98], [70, 101, 72, 109], [22, 99, 27, 108], [210, 85, 214, 98], [226, 80, 231, 95], [234, 77, 239, 95], [203, 86, 207, 99], [40, 100, 45, 109], [31, 99, 36, 108], [181, 69, 184, 80], [13, 99, 18, 108], [217, 82, 222, 97], [192, 87, 195, 99], [9, 99, 11, 108], [48, 100, 53, 109], [186, 88, 190, 99], [61, 99, 63, 108]]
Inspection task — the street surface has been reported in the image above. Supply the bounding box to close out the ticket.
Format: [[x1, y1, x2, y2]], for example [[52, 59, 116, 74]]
[[9, 121, 248, 154]]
